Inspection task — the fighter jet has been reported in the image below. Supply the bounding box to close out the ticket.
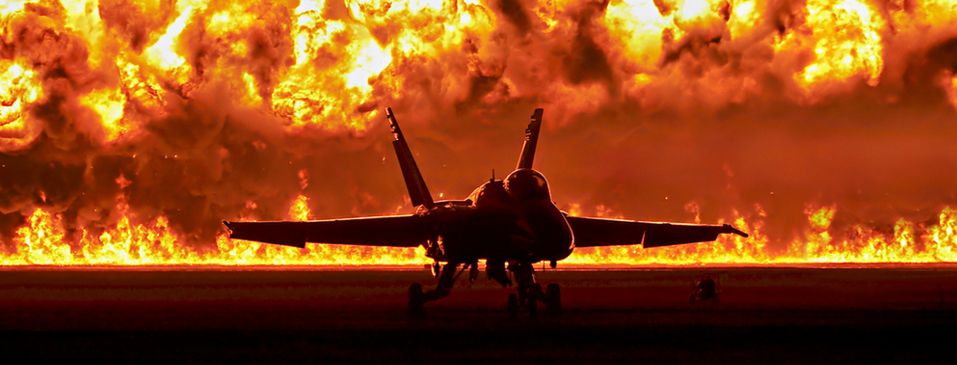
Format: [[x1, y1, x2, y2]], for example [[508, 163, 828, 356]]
[[223, 108, 748, 316]]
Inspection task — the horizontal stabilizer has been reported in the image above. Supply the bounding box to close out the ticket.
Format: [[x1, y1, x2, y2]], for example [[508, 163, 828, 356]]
[[223, 220, 306, 248]]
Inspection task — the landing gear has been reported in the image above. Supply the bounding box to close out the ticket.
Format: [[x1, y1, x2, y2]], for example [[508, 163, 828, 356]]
[[406, 262, 465, 317], [468, 262, 479, 285], [689, 275, 719, 304], [504, 262, 561, 318], [507, 293, 519, 319], [431, 262, 441, 278], [408, 282, 424, 318], [544, 283, 561, 314], [527, 283, 540, 317], [407, 260, 563, 318], [510, 261, 536, 306]]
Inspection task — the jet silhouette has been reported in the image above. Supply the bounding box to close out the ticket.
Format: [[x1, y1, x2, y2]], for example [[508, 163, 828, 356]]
[[224, 108, 748, 316]]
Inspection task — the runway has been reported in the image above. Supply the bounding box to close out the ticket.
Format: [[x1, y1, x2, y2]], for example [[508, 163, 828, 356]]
[[2, 266, 956, 362]]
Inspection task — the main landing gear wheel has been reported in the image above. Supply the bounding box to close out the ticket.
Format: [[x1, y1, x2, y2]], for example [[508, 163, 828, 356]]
[[507, 293, 519, 319], [527, 283, 541, 318], [408, 282, 425, 318], [545, 283, 561, 314]]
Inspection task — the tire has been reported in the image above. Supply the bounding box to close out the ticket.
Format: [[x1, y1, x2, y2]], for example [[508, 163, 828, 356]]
[[408, 283, 424, 318], [529, 283, 543, 303], [527, 291, 538, 318], [507, 293, 519, 319], [545, 283, 561, 314]]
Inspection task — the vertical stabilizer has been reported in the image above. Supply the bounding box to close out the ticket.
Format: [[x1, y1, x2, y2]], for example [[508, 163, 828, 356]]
[[516, 108, 544, 169], [386, 107, 434, 208]]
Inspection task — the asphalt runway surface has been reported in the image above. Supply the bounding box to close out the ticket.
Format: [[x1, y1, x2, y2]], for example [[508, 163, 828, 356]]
[[1, 266, 956, 363]]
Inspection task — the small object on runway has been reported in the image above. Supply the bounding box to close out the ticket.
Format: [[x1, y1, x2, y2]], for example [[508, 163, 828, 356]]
[[690, 275, 720, 304]]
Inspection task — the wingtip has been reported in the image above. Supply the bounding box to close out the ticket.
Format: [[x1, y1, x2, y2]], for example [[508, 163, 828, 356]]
[[222, 220, 234, 234], [723, 224, 749, 238]]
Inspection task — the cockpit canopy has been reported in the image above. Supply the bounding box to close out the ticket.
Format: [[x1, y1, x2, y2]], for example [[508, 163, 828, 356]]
[[504, 169, 550, 201], [468, 179, 509, 208]]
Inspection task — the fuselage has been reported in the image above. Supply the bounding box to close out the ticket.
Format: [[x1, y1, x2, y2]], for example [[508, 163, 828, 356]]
[[418, 168, 574, 264]]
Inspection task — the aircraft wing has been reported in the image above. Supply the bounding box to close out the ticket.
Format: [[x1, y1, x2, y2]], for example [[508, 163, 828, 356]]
[[566, 216, 748, 248], [223, 215, 431, 248]]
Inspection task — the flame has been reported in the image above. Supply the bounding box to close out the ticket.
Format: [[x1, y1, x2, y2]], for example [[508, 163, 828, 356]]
[[564, 204, 957, 265], [62, 0, 107, 67], [80, 87, 128, 142], [4, 190, 957, 266], [776, 0, 885, 93], [727, 0, 759, 41], [602, 0, 673, 73], [289, 194, 311, 221], [944, 71, 957, 111], [143, 1, 200, 84], [116, 55, 165, 111], [0, 0, 949, 145], [1, 190, 426, 266], [0, 59, 43, 151]]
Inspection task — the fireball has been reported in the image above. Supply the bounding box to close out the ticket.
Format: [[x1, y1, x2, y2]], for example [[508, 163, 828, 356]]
[[1, 0, 957, 266]]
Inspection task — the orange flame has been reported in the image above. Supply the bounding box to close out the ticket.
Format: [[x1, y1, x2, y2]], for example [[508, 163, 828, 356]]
[[779, 0, 885, 91], [4, 193, 957, 266], [0, 0, 953, 145], [2, 193, 426, 266], [0, 59, 43, 151], [2, 1, 957, 266]]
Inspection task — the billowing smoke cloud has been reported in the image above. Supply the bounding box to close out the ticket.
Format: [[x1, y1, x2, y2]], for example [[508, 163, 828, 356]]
[[2, 0, 957, 259]]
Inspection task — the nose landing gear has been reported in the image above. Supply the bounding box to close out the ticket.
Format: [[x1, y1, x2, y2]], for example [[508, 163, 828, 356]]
[[407, 262, 465, 318], [504, 262, 561, 318], [407, 282, 425, 318], [407, 260, 563, 318], [430, 261, 441, 278], [544, 283, 561, 314], [507, 293, 519, 319], [504, 282, 561, 318]]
